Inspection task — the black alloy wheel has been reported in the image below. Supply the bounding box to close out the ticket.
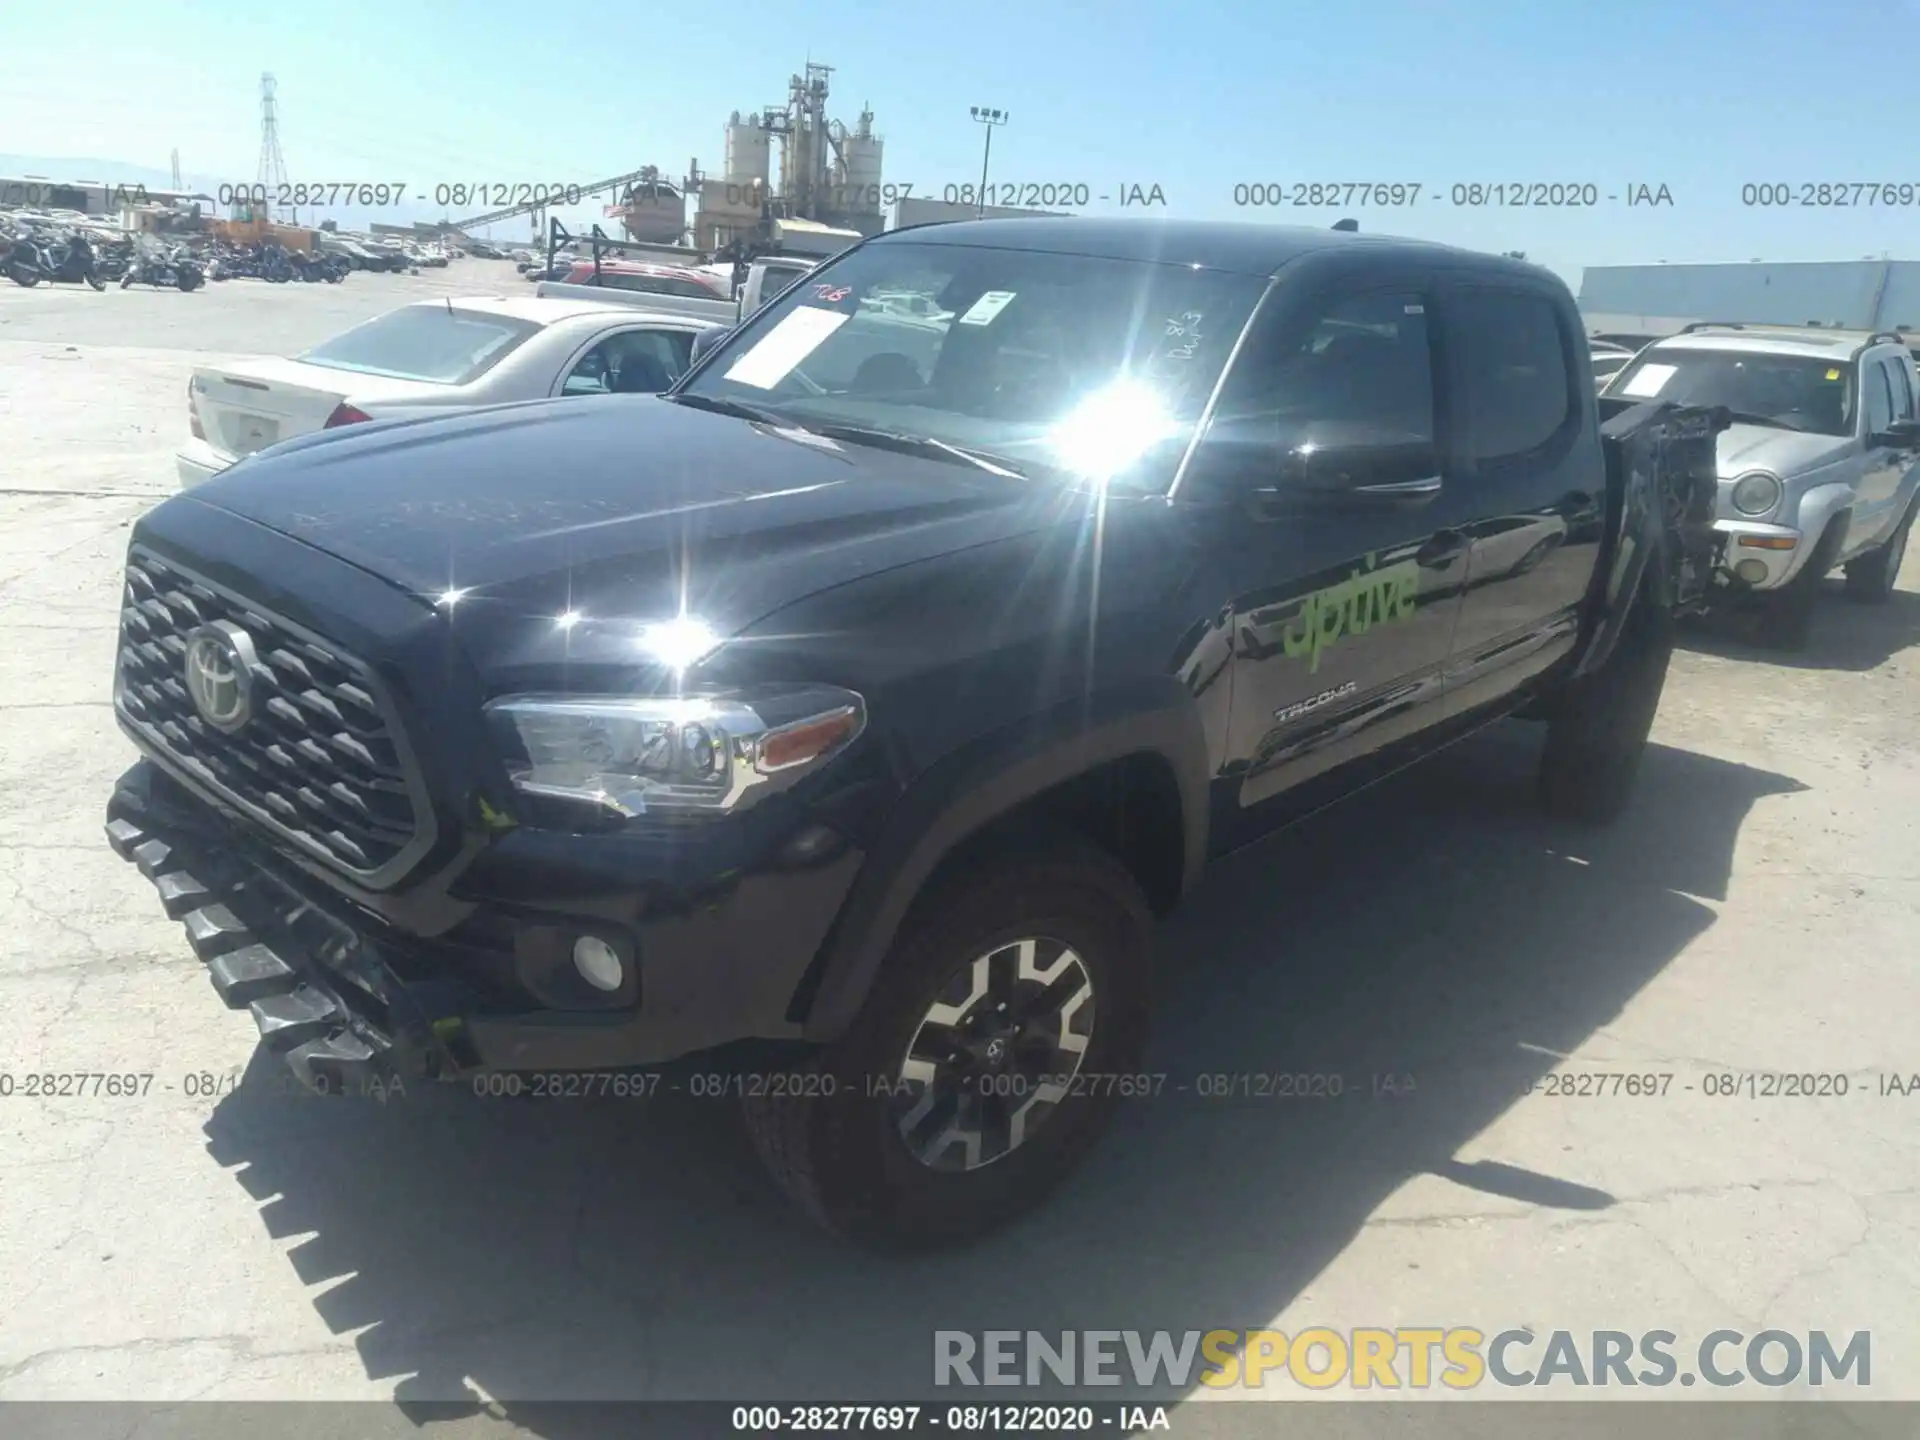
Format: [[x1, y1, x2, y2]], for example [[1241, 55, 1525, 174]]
[[888, 936, 1095, 1172]]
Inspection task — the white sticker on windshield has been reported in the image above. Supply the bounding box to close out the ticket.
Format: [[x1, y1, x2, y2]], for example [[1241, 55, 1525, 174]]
[[723, 306, 851, 389], [1619, 362, 1676, 398], [958, 290, 1018, 326]]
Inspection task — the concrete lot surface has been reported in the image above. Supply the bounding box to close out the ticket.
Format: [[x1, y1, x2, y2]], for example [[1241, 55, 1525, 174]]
[[0, 268, 1916, 1423]]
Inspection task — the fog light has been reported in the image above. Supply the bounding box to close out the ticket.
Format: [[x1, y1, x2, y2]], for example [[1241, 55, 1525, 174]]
[[1735, 558, 1770, 584], [572, 935, 625, 992]]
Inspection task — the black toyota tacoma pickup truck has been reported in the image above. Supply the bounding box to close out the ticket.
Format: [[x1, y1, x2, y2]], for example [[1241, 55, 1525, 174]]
[[106, 218, 1727, 1250]]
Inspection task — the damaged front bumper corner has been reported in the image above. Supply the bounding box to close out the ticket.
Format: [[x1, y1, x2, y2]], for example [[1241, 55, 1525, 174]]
[[105, 762, 474, 1096]]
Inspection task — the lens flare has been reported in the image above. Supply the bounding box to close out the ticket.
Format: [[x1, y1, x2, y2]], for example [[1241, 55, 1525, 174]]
[[1047, 378, 1179, 482]]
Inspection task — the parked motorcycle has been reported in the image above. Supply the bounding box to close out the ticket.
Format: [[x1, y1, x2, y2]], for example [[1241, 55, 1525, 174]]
[[4, 227, 107, 289], [289, 249, 348, 283], [258, 244, 295, 283], [120, 240, 205, 292], [94, 238, 136, 285], [0, 222, 39, 287]]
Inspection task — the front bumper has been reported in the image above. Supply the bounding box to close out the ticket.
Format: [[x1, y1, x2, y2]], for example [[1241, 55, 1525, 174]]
[[107, 759, 861, 1094], [1712, 518, 1804, 591]]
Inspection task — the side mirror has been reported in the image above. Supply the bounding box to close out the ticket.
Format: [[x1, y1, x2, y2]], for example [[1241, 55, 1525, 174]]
[[689, 324, 736, 368], [1874, 417, 1920, 447]]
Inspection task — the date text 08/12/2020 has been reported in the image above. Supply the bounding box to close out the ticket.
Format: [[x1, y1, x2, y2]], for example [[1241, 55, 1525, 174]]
[[202, 181, 1172, 212]]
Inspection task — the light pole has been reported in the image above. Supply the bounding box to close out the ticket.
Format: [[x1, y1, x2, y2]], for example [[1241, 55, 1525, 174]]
[[969, 106, 1007, 218]]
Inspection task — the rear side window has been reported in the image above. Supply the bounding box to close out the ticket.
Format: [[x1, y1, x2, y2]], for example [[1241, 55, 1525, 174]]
[[1452, 288, 1575, 462], [298, 307, 540, 384]]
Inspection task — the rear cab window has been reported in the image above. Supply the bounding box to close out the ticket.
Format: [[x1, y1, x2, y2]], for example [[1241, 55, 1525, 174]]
[[297, 306, 540, 384]]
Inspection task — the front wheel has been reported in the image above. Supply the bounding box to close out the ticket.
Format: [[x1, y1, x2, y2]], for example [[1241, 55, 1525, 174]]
[[1843, 504, 1914, 603], [1538, 579, 1674, 824], [742, 832, 1153, 1252], [9, 261, 40, 287], [119, 270, 135, 289]]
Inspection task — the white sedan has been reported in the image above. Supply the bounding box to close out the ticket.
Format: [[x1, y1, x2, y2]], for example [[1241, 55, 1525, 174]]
[[177, 295, 721, 487]]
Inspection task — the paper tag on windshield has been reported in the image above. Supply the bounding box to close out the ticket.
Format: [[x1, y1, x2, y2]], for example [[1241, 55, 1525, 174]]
[[958, 290, 1017, 326], [1619, 362, 1675, 398], [723, 306, 850, 389]]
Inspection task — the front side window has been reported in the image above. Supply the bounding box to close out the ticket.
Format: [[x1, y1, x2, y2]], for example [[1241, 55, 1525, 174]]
[[1208, 288, 1436, 440], [1605, 346, 1858, 438], [1866, 361, 1895, 434], [1890, 355, 1916, 419], [676, 239, 1268, 491]]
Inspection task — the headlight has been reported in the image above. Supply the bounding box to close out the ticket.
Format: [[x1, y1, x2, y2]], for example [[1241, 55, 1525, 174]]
[[484, 686, 865, 820], [1729, 472, 1783, 517]]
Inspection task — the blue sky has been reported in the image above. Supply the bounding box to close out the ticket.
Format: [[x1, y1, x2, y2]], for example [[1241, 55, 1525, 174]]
[[1, 0, 1912, 286]]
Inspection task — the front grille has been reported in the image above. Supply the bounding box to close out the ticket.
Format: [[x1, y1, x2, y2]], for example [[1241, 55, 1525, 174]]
[[114, 548, 430, 886]]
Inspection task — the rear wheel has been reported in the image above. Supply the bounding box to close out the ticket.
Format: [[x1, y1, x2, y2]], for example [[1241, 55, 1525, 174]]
[[8, 261, 39, 287], [1843, 503, 1914, 602], [742, 832, 1153, 1252], [1538, 578, 1674, 825]]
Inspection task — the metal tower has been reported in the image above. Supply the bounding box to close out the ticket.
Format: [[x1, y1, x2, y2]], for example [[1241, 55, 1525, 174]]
[[170, 149, 182, 190], [255, 73, 291, 221]]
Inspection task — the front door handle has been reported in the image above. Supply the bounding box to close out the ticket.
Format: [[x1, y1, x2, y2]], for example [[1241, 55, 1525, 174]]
[[1416, 529, 1467, 567], [1355, 474, 1444, 497]]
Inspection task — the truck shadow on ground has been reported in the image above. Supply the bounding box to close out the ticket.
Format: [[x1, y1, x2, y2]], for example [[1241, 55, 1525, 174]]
[[200, 720, 1804, 1429], [1678, 585, 1920, 673]]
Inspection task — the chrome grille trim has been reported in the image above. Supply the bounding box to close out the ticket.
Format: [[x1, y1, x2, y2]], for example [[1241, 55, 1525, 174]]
[[113, 545, 437, 890]]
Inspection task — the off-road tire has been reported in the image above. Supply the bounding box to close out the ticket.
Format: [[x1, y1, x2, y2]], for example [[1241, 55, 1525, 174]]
[[1843, 502, 1914, 603], [1538, 579, 1674, 825], [742, 831, 1153, 1252]]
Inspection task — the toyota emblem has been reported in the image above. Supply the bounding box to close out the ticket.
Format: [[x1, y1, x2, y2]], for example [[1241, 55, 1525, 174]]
[[183, 622, 258, 732]]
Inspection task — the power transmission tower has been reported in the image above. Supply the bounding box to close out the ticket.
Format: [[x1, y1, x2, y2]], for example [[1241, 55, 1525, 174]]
[[256, 73, 291, 224], [170, 149, 182, 190]]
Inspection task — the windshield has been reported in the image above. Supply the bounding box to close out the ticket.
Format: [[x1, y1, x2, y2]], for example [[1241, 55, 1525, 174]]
[[297, 306, 540, 384], [676, 238, 1268, 491], [1603, 346, 1858, 436]]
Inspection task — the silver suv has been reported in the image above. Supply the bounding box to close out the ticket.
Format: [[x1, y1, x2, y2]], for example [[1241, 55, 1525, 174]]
[[1602, 324, 1920, 645]]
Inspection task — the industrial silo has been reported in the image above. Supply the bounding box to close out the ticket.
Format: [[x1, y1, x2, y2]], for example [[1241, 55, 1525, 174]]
[[724, 111, 772, 193], [838, 106, 884, 220]]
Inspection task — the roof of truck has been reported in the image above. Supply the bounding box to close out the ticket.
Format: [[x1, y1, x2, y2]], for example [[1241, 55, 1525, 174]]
[[874, 216, 1496, 279]]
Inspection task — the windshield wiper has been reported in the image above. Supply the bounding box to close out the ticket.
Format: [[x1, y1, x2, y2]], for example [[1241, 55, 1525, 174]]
[[664, 391, 797, 428], [802, 423, 1032, 478], [1717, 408, 1805, 432]]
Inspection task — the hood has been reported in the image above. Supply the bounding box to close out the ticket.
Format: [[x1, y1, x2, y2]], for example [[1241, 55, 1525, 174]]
[[1715, 422, 1854, 479], [180, 395, 1066, 660]]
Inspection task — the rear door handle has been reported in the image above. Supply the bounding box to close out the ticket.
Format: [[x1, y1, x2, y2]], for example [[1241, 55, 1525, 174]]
[[1355, 474, 1444, 497], [1416, 529, 1467, 567]]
